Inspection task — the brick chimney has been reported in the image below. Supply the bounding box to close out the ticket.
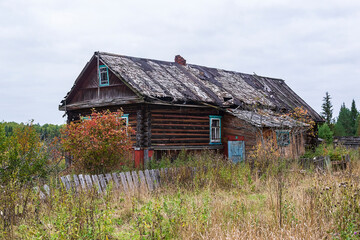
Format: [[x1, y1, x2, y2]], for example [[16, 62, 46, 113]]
[[175, 55, 186, 66]]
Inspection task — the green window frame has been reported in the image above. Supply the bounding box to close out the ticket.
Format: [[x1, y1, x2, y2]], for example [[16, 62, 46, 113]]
[[99, 65, 109, 86], [276, 130, 290, 146], [209, 115, 222, 144]]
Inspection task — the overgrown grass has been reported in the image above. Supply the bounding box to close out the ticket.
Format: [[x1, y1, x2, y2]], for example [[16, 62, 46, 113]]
[[1, 149, 360, 239]]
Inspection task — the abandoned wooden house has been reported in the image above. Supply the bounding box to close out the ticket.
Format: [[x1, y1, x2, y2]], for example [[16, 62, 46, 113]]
[[59, 52, 323, 166]]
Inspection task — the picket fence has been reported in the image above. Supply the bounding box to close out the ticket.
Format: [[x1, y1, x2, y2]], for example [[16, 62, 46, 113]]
[[35, 167, 197, 199]]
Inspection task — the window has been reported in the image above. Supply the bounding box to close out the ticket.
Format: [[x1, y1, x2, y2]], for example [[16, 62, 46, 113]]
[[276, 130, 290, 146], [121, 114, 129, 127], [210, 115, 222, 144], [99, 65, 109, 86]]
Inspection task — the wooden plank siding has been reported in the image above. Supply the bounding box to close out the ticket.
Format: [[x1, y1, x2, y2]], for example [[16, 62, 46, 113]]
[[222, 113, 258, 155], [149, 105, 220, 147], [67, 60, 138, 106]]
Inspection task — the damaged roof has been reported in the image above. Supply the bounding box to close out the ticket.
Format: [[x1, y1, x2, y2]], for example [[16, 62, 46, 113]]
[[227, 109, 309, 128], [60, 52, 323, 122]]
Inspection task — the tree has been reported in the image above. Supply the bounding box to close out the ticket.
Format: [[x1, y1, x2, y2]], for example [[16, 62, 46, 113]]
[[321, 92, 333, 125], [60, 110, 134, 174], [350, 99, 358, 135], [318, 123, 333, 144], [334, 103, 352, 136]]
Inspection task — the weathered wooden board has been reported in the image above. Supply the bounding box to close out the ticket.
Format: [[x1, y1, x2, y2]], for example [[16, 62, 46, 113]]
[[125, 172, 135, 193], [98, 174, 107, 191], [73, 175, 80, 191], [112, 172, 120, 188], [85, 175, 93, 188], [119, 172, 129, 193], [78, 174, 87, 190], [105, 173, 113, 185], [138, 170, 148, 192], [154, 169, 161, 187], [43, 184, 50, 196], [144, 169, 154, 191], [66, 175, 73, 190], [131, 171, 140, 190], [92, 175, 102, 194], [34, 186, 46, 200], [60, 176, 70, 191]]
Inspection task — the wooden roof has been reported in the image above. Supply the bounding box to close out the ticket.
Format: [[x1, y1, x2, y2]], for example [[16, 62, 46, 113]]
[[60, 52, 323, 123]]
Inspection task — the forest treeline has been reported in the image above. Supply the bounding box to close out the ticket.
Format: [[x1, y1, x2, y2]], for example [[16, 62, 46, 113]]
[[0, 121, 63, 140], [318, 92, 360, 143]]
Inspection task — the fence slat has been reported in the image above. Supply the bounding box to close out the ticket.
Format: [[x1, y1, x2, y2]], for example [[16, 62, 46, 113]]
[[150, 169, 159, 189], [132, 171, 140, 190], [98, 174, 107, 191], [138, 170, 148, 192], [78, 174, 87, 190], [112, 173, 120, 188], [43, 184, 50, 196], [34, 186, 46, 200], [144, 170, 154, 191], [154, 169, 161, 186], [85, 175, 93, 189], [105, 173, 113, 184], [60, 176, 70, 191], [92, 175, 102, 194], [125, 172, 135, 193], [73, 175, 80, 191], [66, 175, 73, 190], [119, 173, 129, 194]]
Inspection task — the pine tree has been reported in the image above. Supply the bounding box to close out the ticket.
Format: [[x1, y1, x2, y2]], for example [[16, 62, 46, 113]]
[[321, 92, 333, 125], [334, 103, 352, 136], [350, 99, 358, 135]]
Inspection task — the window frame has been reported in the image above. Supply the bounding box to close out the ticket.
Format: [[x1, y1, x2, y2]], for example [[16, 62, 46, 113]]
[[121, 114, 129, 127], [276, 130, 290, 147], [99, 65, 110, 86], [209, 115, 222, 144]]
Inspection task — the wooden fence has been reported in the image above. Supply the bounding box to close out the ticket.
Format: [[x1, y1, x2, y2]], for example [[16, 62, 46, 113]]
[[299, 155, 350, 171], [35, 167, 196, 199]]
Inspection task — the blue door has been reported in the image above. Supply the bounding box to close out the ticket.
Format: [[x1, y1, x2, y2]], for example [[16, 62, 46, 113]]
[[228, 141, 245, 163]]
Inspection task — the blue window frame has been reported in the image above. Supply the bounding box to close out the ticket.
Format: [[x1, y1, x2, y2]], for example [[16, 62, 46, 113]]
[[276, 130, 290, 146], [99, 65, 109, 86], [121, 114, 129, 126], [209, 115, 222, 144]]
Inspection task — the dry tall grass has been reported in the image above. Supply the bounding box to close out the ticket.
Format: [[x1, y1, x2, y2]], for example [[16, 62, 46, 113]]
[[1, 151, 360, 239]]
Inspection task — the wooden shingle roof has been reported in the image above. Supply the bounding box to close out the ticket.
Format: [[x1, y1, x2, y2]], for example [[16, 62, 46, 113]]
[[60, 52, 323, 123]]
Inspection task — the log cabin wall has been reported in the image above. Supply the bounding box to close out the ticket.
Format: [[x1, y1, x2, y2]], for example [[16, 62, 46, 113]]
[[263, 128, 305, 159], [222, 113, 258, 158], [148, 104, 221, 148]]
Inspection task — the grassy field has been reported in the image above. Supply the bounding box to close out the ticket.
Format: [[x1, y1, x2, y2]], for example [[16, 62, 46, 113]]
[[1, 149, 360, 239]]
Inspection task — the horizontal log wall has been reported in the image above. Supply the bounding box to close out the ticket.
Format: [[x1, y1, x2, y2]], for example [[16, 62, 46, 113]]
[[150, 105, 219, 146], [222, 113, 258, 157]]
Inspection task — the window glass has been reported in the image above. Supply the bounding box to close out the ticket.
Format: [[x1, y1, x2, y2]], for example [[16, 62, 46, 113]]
[[210, 116, 221, 143], [276, 130, 290, 146], [99, 65, 109, 86]]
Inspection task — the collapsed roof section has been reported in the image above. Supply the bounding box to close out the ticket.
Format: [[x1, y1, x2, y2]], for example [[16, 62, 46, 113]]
[[227, 109, 309, 128]]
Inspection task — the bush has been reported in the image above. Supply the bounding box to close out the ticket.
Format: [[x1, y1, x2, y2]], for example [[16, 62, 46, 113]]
[[318, 123, 333, 144], [60, 110, 134, 174]]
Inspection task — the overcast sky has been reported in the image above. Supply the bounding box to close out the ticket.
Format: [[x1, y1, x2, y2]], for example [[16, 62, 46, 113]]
[[0, 0, 359, 125]]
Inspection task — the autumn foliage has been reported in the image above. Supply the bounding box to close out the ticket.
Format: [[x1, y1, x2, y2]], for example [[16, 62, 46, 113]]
[[61, 110, 134, 173]]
